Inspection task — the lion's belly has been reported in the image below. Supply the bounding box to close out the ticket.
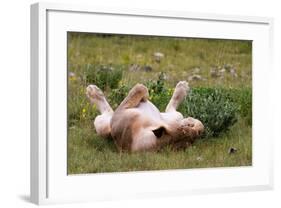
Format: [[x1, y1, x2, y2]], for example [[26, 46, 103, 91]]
[[135, 100, 162, 123], [129, 101, 164, 151]]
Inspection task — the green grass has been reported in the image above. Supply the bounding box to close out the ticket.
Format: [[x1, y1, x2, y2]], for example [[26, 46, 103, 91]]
[[67, 32, 252, 174], [68, 119, 251, 174], [68, 33, 252, 89]]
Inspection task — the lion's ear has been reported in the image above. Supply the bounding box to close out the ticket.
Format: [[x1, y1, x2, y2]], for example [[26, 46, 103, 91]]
[[152, 126, 166, 138]]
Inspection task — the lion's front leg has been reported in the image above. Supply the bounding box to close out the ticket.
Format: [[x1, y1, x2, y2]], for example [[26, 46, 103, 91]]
[[165, 81, 190, 112]]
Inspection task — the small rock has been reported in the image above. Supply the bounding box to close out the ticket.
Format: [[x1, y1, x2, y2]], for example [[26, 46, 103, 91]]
[[228, 147, 238, 154], [188, 74, 204, 81], [129, 64, 141, 72], [196, 156, 203, 161], [223, 64, 233, 71], [153, 52, 164, 63], [69, 72, 76, 78], [210, 68, 219, 78], [230, 68, 238, 77], [129, 64, 153, 72], [162, 73, 168, 80], [142, 65, 153, 72], [219, 68, 226, 73]]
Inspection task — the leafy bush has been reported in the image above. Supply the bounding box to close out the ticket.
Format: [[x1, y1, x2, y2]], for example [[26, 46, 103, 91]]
[[146, 72, 166, 94], [145, 72, 172, 111], [108, 84, 131, 109], [179, 88, 238, 138], [84, 64, 123, 91], [108, 72, 172, 111]]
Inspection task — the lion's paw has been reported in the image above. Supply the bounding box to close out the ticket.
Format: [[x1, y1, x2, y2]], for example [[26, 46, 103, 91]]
[[86, 85, 104, 101]]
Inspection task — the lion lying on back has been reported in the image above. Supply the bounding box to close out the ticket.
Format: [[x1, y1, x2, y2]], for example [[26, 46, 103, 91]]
[[86, 81, 204, 152]]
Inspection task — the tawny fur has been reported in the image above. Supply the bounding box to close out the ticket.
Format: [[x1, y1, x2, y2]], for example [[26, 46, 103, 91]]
[[86, 81, 204, 152]]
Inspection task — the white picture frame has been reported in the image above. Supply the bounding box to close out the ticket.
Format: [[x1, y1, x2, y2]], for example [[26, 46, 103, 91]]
[[30, 2, 274, 205]]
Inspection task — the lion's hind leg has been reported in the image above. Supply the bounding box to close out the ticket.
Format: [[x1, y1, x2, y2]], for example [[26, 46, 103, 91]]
[[115, 83, 149, 112], [86, 85, 113, 114]]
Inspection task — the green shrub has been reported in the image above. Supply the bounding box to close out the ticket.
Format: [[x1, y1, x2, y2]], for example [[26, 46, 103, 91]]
[[108, 84, 131, 109], [179, 88, 238, 138], [108, 72, 172, 111], [145, 72, 172, 111], [84, 64, 123, 91], [146, 72, 166, 94]]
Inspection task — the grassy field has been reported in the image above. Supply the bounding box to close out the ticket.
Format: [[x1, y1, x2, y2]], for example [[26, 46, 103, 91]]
[[67, 32, 252, 174]]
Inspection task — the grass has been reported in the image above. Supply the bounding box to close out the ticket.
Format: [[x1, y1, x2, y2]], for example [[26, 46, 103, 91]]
[[68, 119, 251, 174], [67, 32, 252, 174], [68, 33, 252, 89]]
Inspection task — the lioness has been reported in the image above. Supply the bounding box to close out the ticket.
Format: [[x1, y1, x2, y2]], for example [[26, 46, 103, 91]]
[[86, 81, 204, 152]]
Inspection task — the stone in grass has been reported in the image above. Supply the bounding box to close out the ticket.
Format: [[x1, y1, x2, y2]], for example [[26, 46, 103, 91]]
[[196, 156, 203, 162], [210, 65, 238, 79], [188, 74, 205, 82], [230, 68, 238, 77], [129, 64, 141, 72], [228, 147, 238, 154], [210, 66, 225, 78], [69, 71, 78, 81], [69, 71, 76, 78], [223, 64, 238, 77], [210, 67, 220, 78], [142, 65, 153, 72], [153, 52, 164, 63], [223, 64, 233, 71], [219, 68, 226, 74], [129, 64, 153, 72]]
